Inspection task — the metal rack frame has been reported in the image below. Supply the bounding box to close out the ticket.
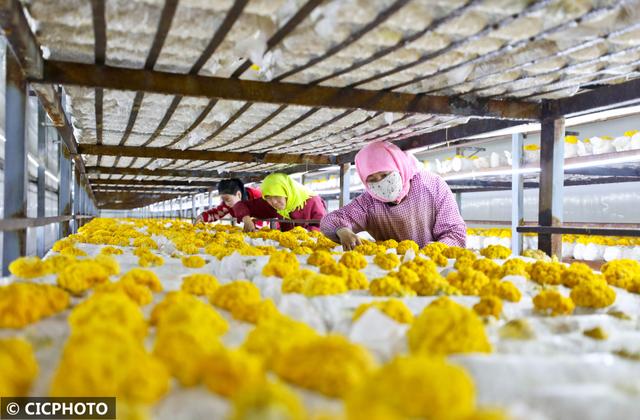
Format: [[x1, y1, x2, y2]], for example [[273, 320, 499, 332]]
[[0, 45, 97, 274], [0, 0, 638, 260]]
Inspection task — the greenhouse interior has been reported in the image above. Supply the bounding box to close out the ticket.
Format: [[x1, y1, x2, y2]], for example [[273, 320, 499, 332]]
[[2, 0, 640, 419]]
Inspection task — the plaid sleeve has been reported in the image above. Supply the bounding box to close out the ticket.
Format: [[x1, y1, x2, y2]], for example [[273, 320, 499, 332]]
[[320, 195, 369, 241], [431, 176, 466, 247], [201, 203, 230, 222]]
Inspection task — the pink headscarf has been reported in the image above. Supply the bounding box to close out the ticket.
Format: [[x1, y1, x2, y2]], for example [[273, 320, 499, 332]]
[[355, 141, 419, 203]]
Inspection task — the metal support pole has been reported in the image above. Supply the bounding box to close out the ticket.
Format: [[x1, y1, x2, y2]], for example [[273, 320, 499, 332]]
[[79, 184, 84, 228], [59, 138, 72, 238], [453, 147, 463, 213], [82, 188, 86, 218], [36, 103, 46, 257], [208, 189, 213, 208], [538, 116, 565, 257], [339, 163, 351, 208], [511, 133, 524, 255], [72, 168, 80, 233], [191, 194, 196, 220], [2, 51, 28, 275]]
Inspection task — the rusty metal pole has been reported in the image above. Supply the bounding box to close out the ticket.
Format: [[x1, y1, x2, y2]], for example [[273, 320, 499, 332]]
[[538, 113, 565, 258], [511, 132, 524, 255], [36, 102, 46, 257], [2, 51, 28, 275], [339, 163, 351, 208], [58, 135, 72, 238], [78, 181, 84, 229], [72, 167, 80, 233]]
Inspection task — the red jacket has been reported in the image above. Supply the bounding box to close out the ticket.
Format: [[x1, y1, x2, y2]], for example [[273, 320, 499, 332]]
[[278, 195, 327, 232], [200, 187, 267, 223], [232, 196, 279, 223]]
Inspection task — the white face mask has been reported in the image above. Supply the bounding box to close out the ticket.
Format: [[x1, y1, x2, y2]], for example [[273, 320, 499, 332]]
[[367, 171, 403, 202]]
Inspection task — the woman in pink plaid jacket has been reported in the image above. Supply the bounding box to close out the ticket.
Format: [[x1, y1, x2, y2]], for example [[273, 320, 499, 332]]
[[320, 141, 466, 250]]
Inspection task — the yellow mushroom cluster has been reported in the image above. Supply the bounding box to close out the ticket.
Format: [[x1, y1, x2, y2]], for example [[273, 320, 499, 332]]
[[3, 216, 640, 419]]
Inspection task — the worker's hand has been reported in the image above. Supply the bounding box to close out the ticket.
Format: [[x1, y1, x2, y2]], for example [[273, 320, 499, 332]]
[[193, 214, 204, 225], [242, 216, 256, 233], [336, 228, 361, 251]]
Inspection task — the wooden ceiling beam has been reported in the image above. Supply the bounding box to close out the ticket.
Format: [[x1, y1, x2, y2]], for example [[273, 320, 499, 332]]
[[38, 60, 540, 120], [77, 144, 334, 165]]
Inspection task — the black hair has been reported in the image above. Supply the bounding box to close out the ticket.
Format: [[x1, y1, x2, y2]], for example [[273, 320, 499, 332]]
[[218, 179, 247, 200]]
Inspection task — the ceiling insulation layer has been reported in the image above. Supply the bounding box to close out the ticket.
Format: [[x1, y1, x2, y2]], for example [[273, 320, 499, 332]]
[[16, 0, 640, 194]]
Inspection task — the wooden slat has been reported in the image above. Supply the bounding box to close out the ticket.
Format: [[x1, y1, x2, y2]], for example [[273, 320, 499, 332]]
[[377, 0, 611, 93], [38, 60, 541, 120], [0, 0, 44, 78], [262, 109, 356, 153], [114, 0, 179, 169], [0, 2, 95, 201], [427, 22, 640, 96], [95, 186, 207, 194], [235, 108, 320, 152], [145, 0, 178, 68], [94, 191, 186, 210], [188, 0, 331, 151], [419, 1, 633, 96], [86, 166, 265, 179], [230, 0, 323, 77], [78, 144, 334, 165], [336, 118, 525, 164], [189, 0, 249, 74], [90, 0, 106, 64], [214, 0, 401, 152], [308, 0, 482, 85], [196, 102, 253, 148], [90, 0, 106, 166], [140, 95, 182, 147], [467, 44, 640, 99], [217, 105, 288, 150], [118, 92, 144, 146], [91, 179, 218, 187], [136, 0, 249, 169], [547, 77, 640, 117]]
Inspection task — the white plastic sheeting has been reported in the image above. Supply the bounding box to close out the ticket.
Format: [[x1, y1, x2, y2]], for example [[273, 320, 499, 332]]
[[428, 113, 640, 224], [461, 182, 640, 224]]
